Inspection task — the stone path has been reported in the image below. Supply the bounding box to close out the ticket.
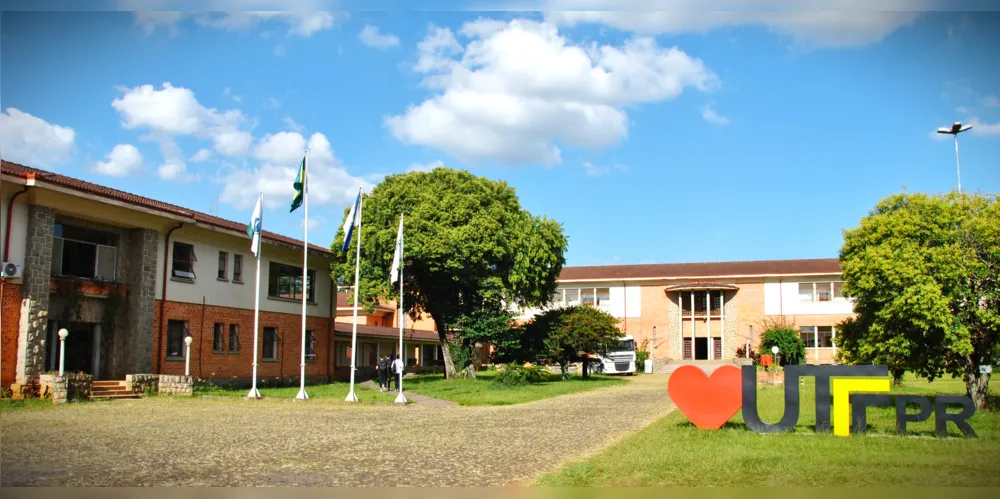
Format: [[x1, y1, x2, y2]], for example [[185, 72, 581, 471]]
[[359, 379, 459, 407], [0, 374, 674, 487]]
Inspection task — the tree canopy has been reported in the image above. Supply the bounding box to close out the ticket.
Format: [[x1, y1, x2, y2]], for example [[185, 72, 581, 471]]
[[329, 167, 567, 378], [519, 306, 623, 379], [836, 191, 999, 408]]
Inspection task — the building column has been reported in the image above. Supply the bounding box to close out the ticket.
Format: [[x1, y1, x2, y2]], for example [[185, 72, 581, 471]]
[[119, 228, 158, 377], [676, 292, 682, 360], [720, 291, 726, 360], [15, 205, 55, 383], [706, 291, 712, 361]]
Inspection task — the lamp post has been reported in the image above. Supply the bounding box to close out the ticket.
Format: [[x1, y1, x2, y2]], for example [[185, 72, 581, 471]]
[[651, 326, 657, 360], [771, 345, 780, 366], [184, 335, 193, 377], [936, 121, 973, 194], [57, 328, 68, 376]]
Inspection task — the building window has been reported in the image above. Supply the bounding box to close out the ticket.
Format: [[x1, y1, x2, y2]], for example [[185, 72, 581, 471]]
[[799, 282, 847, 302], [305, 330, 316, 361], [218, 252, 228, 280], [51, 223, 118, 281], [816, 283, 832, 302], [565, 288, 580, 307], [596, 288, 610, 311], [228, 324, 240, 353], [262, 327, 278, 360], [267, 262, 316, 302], [799, 283, 815, 302], [550, 289, 564, 307], [233, 254, 243, 283], [166, 320, 188, 360], [581, 288, 595, 306], [171, 242, 197, 281], [213, 323, 224, 353], [800, 326, 817, 348], [833, 282, 847, 301], [817, 326, 835, 348]]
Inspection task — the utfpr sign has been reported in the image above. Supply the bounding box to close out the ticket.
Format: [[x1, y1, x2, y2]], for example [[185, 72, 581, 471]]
[[667, 365, 977, 438]]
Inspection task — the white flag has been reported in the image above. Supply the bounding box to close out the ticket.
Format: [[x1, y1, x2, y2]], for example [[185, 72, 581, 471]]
[[341, 188, 362, 252], [247, 193, 263, 257], [390, 215, 403, 284]]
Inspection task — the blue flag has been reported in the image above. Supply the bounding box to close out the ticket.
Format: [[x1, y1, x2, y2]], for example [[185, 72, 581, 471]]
[[341, 189, 361, 252]]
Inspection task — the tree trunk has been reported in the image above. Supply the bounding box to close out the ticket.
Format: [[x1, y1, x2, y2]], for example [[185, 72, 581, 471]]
[[436, 317, 457, 379], [559, 361, 569, 380], [581, 357, 589, 380], [465, 342, 480, 379], [966, 369, 991, 410]]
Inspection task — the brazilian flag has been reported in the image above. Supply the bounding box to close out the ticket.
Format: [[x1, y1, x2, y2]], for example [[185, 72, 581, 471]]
[[290, 156, 306, 212]]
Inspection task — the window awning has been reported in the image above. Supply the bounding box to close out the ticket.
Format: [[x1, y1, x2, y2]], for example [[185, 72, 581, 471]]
[[664, 282, 739, 292]]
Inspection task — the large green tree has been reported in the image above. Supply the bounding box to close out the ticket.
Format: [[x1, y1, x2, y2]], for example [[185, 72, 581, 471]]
[[837, 192, 999, 408], [330, 167, 567, 379], [519, 306, 623, 380]]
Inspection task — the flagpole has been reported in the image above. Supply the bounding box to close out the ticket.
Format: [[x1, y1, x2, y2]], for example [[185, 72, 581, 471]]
[[247, 191, 263, 399], [295, 150, 310, 400], [345, 187, 363, 402], [395, 214, 407, 404]]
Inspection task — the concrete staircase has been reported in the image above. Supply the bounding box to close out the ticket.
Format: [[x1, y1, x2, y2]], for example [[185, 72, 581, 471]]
[[90, 380, 142, 401], [653, 359, 736, 375]]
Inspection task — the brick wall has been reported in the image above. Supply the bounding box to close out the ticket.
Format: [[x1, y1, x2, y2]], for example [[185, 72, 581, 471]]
[[152, 299, 334, 382], [1, 282, 22, 384]]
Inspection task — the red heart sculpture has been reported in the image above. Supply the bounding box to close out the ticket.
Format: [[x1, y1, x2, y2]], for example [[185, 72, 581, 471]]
[[667, 365, 743, 430]]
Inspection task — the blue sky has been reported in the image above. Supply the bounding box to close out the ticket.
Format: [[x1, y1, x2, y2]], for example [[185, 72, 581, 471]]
[[2, 7, 998, 267]]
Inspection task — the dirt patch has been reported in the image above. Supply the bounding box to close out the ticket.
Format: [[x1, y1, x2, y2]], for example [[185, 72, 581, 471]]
[[0, 375, 673, 486]]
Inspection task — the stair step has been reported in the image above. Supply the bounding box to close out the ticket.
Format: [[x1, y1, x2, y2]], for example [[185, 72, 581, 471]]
[[90, 393, 142, 400]]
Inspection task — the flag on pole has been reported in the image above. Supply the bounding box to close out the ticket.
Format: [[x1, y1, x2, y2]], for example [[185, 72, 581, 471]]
[[290, 155, 306, 213], [390, 215, 403, 284], [247, 193, 263, 257], [341, 188, 362, 252]]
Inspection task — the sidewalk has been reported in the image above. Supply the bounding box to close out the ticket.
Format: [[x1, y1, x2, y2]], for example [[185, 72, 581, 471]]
[[359, 379, 459, 407]]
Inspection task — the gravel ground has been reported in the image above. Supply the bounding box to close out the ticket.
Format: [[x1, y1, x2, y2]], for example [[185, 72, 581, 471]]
[[0, 374, 672, 487]]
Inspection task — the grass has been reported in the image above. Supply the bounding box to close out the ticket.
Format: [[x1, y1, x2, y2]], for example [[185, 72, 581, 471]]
[[194, 381, 398, 402], [535, 373, 1000, 487], [401, 369, 628, 406]]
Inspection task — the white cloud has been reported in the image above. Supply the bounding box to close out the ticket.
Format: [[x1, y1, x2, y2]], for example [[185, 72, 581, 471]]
[[701, 102, 731, 125], [359, 24, 400, 49], [985, 95, 1000, 108], [407, 159, 445, 172], [542, 1, 920, 49], [387, 19, 717, 165], [191, 148, 213, 162], [283, 116, 306, 133], [301, 215, 324, 231], [223, 87, 242, 103], [265, 97, 281, 109], [581, 160, 628, 177], [157, 161, 199, 182], [967, 117, 1000, 136], [0, 108, 77, 168], [93, 144, 143, 176], [111, 82, 253, 158], [132, 10, 336, 38], [220, 131, 374, 210], [955, 106, 969, 114]]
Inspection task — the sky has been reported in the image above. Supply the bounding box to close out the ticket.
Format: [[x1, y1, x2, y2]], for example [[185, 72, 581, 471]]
[[2, 4, 998, 268]]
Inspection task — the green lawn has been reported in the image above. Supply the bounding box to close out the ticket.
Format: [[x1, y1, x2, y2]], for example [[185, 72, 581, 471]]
[[536, 373, 1000, 487], [195, 381, 398, 403], [401, 370, 628, 406]]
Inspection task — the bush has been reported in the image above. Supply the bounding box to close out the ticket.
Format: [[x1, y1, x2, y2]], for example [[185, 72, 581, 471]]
[[735, 345, 761, 364], [758, 318, 806, 366], [635, 339, 650, 374], [490, 363, 549, 388]]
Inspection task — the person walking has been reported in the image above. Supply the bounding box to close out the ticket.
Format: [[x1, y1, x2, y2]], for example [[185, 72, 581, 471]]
[[376, 355, 387, 391], [392, 354, 404, 393]]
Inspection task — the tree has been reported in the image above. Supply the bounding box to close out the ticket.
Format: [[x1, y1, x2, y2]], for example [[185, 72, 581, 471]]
[[329, 167, 567, 379], [838, 192, 999, 409], [450, 303, 518, 377], [520, 306, 623, 380], [757, 317, 806, 366]]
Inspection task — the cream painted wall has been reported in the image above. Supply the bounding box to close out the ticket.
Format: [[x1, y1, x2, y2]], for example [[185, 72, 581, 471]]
[[156, 225, 335, 318], [513, 283, 642, 320], [763, 277, 854, 316], [0, 196, 28, 272]]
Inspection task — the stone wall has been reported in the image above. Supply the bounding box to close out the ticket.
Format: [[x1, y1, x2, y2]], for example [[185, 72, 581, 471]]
[[37, 373, 91, 403], [120, 228, 158, 376], [16, 205, 54, 383], [158, 375, 193, 396], [125, 373, 159, 394]]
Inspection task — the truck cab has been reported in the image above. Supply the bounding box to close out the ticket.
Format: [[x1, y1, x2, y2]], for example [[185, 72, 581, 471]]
[[591, 335, 637, 375]]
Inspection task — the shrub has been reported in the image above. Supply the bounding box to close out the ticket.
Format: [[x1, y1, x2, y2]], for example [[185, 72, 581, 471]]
[[490, 363, 549, 388], [634, 339, 650, 374], [758, 318, 806, 366], [735, 345, 761, 364]]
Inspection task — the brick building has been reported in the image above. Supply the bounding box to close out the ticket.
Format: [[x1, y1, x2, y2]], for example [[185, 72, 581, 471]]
[[1, 161, 442, 387], [519, 259, 855, 365]]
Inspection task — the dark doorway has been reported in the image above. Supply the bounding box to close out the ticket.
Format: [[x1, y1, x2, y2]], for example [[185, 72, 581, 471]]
[[694, 337, 709, 360], [51, 323, 95, 375]]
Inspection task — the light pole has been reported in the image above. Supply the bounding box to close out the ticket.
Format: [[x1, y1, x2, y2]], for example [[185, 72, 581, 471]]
[[184, 335, 193, 377], [57, 328, 69, 376], [936, 121, 973, 194]]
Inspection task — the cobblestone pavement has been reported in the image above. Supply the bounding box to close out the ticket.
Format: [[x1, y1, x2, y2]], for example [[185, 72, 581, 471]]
[[0, 375, 673, 486]]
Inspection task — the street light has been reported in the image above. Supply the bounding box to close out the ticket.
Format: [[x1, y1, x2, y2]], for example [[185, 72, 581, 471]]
[[936, 121, 973, 194], [57, 328, 69, 376], [184, 336, 193, 377]]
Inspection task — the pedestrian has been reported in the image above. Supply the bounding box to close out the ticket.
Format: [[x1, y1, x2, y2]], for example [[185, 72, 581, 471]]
[[392, 354, 404, 393], [376, 355, 387, 391]]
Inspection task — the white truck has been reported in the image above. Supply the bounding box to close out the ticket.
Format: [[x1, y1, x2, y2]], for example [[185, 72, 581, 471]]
[[589, 335, 637, 375]]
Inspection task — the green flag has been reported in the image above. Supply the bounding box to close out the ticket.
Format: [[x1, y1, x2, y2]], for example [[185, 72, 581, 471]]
[[290, 155, 305, 212]]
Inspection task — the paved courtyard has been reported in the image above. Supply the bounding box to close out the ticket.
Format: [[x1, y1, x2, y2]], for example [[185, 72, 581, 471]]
[[1, 375, 673, 486]]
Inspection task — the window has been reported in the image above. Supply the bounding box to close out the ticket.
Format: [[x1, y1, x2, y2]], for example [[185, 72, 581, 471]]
[[166, 320, 188, 360], [172, 242, 197, 280], [51, 223, 118, 281], [816, 283, 832, 302], [213, 323, 224, 353], [267, 262, 316, 302], [550, 289, 564, 307], [565, 288, 580, 307], [262, 327, 278, 360], [233, 254, 243, 283], [218, 252, 228, 280], [581, 288, 595, 306], [799, 283, 814, 302], [228, 324, 239, 353], [710, 291, 724, 315], [833, 282, 846, 301], [422, 344, 437, 366], [305, 330, 316, 361], [596, 288, 610, 310], [817, 326, 835, 348], [800, 326, 817, 348]]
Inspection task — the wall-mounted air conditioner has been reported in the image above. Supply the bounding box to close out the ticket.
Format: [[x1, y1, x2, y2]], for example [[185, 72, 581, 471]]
[[2, 262, 24, 279]]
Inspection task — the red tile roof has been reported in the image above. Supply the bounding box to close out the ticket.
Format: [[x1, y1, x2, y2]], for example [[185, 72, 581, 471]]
[[333, 322, 438, 341], [558, 258, 842, 281], [1, 160, 332, 255]]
